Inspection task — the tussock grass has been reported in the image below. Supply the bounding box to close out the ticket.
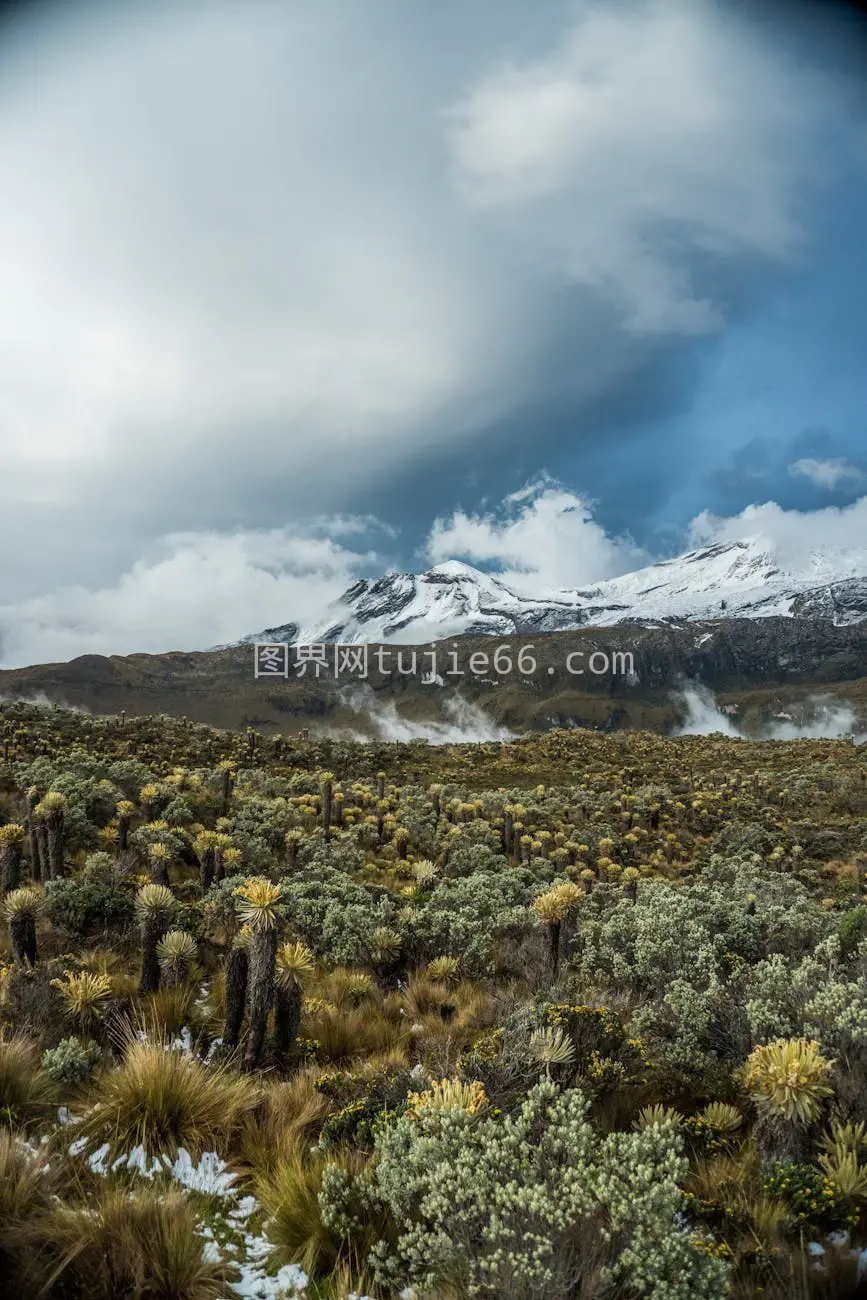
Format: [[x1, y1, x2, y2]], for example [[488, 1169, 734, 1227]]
[[0, 1032, 56, 1129], [135, 983, 198, 1037], [0, 1130, 59, 1292], [318, 966, 379, 1012], [80, 1035, 260, 1158], [256, 1143, 376, 1279], [0, 1129, 56, 1254], [256, 1144, 337, 1277], [323, 1261, 383, 1300], [32, 1184, 228, 1300], [394, 973, 451, 1020], [237, 1071, 330, 1175], [308, 1003, 408, 1063]]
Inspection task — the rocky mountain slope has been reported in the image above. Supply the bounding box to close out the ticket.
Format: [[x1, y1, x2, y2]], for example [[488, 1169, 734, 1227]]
[[239, 538, 867, 647], [3, 616, 866, 737]]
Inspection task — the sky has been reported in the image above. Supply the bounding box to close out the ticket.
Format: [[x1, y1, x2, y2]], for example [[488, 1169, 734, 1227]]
[[0, 0, 866, 666]]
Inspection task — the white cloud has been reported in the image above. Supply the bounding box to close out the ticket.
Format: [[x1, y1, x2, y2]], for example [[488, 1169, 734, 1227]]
[[447, 0, 839, 334], [672, 684, 741, 736], [687, 496, 867, 574], [5, 483, 867, 668], [427, 479, 647, 590], [0, 481, 646, 667], [333, 686, 512, 743], [0, 0, 863, 660], [674, 684, 863, 739], [0, 0, 857, 611], [0, 477, 652, 665], [788, 457, 865, 490], [0, 1, 535, 535], [0, 525, 377, 669], [766, 701, 861, 741], [430, 486, 867, 599]]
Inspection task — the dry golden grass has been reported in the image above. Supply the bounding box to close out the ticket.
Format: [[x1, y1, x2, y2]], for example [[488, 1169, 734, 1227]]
[[394, 973, 451, 1020], [31, 1184, 228, 1300], [79, 1036, 261, 1158], [318, 967, 379, 1012], [134, 985, 198, 1037], [307, 1003, 409, 1063], [0, 1128, 55, 1234], [255, 1142, 376, 1280], [0, 1032, 56, 1130], [255, 1143, 339, 1277], [236, 1072, 330, 1176]]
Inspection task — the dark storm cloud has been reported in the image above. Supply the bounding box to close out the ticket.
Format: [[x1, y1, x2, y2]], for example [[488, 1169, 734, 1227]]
[[0, 0, 866, 661]]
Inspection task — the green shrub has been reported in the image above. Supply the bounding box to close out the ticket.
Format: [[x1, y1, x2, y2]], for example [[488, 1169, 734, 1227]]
[[761, 1158, 857, 1231], [42, 1037, 101, 1086], [332, 1079, 730, 1299], [410, 866, 536, 973], [281, 864, 395, 966], [837, 905, 867, 958], [45, 878, 134, 937]]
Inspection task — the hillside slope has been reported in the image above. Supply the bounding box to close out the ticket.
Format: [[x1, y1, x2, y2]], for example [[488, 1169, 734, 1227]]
[[2, 617, 866, 736]]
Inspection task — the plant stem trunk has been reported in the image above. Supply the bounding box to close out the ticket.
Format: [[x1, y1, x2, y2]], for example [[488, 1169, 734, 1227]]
[[10, 915, 36, 966], [245, 929, 277, 1070], [1, 843, 22, 893], [273, 987, 302, 1059], [139, 919, 165, 994], [223, 947, 249, 1050]]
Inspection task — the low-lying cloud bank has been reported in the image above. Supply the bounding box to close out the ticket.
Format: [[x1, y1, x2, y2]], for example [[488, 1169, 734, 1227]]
[[5, 481, 867, 669], [324, 686, 512, 745], [673, 683, 863, 740], [0, 691, 90, 714]]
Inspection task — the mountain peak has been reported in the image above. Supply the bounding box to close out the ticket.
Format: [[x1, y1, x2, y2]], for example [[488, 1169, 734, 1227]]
[[238, 536, 867, 648], [426, 559, 485, 579]]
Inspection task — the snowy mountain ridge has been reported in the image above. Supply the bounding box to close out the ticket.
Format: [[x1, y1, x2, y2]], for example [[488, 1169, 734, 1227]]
[[240, 537, 867, 646]]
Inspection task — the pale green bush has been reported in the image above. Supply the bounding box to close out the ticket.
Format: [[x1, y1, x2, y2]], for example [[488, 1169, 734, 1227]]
[[42, 1037, 101, 1086], [410, 866, 536, 973], [325, 1079, 729, 1299]]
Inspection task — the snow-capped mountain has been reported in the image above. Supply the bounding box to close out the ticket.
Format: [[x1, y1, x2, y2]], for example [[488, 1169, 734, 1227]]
[[241, 538, 867, 646]]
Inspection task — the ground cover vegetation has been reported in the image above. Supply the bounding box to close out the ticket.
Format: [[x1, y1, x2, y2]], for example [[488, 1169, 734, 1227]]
[[1, 699, 867, 1298]]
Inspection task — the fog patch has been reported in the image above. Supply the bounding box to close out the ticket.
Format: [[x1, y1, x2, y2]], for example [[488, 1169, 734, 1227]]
[[671, 684, 741, 736], [672, 683, 863, 740], [763, 700, 861, 741], [0, 691, 90, 714], [323, 684, 512, 744]]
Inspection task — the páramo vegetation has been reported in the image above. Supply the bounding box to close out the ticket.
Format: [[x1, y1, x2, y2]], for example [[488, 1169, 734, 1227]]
[[2, 698, 867, 1299]]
